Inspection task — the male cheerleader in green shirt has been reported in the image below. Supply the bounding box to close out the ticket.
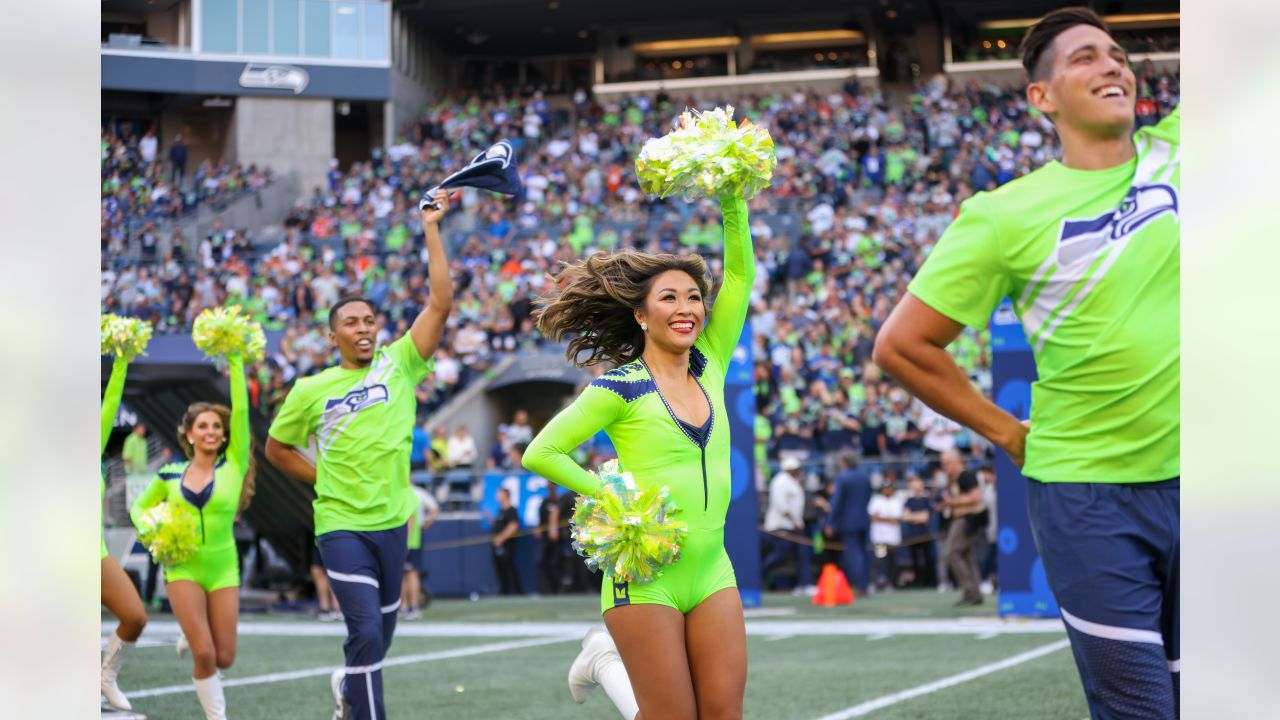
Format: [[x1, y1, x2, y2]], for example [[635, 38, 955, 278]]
[[265, 194, 454, 720], [875, 9, 1179, 719]]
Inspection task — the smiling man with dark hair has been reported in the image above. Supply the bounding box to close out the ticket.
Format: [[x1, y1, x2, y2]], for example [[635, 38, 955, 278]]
[[265, 194, 456, 720], [874, 7, 1180, 719]]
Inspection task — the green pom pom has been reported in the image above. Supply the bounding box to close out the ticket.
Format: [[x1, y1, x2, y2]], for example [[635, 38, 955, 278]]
[[136, 502, 200, 567], [570, 459, 688, 584], [192, 305, 266, 365], [635, 105, 777, 201], [101, 314, 153, 361]]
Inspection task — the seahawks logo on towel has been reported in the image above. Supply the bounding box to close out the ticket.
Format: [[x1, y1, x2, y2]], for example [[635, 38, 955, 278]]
[[1057, 183, 1178, 266], [325, 384, 390, 415]]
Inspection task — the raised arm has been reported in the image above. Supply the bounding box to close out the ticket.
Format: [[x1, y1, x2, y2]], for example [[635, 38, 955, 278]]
[[101, 356, 129, 456], [408, 192, 455, 361], [522, 386, 620, 497], [702, 195, 756, 368], [225, 353, 250, 473]]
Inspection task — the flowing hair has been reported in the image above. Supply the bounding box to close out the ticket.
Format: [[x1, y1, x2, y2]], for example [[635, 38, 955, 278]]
[[178, 402, 257, 512], [534, 250, 711, 368]]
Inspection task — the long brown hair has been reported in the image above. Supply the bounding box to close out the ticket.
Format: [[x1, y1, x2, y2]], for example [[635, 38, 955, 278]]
[[534, 250, 711, 368], [178, 402, 257, 511]]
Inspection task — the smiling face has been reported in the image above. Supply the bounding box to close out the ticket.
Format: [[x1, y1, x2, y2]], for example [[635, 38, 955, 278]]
[[329, 300, 377, 367], [635, 269, 706, 355], [182, 408, 227, 459], [1027, 23, 1136, 139]]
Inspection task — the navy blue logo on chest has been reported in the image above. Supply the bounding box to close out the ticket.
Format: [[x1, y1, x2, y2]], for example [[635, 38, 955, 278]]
[[1057, 183, 1178, 265], [325, 384, 390, 414]]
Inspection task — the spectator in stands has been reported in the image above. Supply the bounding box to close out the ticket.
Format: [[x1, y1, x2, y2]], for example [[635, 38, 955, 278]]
[[825, 451, 871, 594], [138, 127, 158, 168], [169, 134, 188, 187], [490, 487, 523, 595], [410, 420, 430, 472], [868, 471, 905, 591], [506, 409, 533, 449], [446, 424, 478, 469]]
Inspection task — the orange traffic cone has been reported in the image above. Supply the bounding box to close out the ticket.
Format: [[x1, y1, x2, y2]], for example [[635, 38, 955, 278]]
[[812, 563, 855, 607]]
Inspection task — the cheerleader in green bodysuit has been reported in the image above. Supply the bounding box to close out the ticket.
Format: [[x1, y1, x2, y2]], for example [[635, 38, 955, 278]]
[[130, 353, 254, 720], [524, 195, 754, 720]]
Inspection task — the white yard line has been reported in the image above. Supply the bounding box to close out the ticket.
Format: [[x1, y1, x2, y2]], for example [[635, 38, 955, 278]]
[[809, 639, 1072, 720], [127, 636, 577, 699], [109, 617, 1066, 640]]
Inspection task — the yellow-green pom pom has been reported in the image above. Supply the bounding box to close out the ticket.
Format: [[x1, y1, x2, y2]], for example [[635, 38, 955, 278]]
[[635, 105, 777, 201], [570, 459, 688, 584], [136, 503, 200, 567], [100, 314, 153, 361], [192, 305, 266, 364]]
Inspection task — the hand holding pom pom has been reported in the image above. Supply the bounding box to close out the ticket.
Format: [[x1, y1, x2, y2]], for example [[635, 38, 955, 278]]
[[101, 314, 153, 362], [136, 503, 200, 567], [635, 105, 776, 201], [192, 306, 266, 367], [570, 459, 688, 584]]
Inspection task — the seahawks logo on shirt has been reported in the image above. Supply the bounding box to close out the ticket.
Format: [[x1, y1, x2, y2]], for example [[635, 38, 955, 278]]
[[324, 384, 390, 415], [1057, 183, 1178, 266]]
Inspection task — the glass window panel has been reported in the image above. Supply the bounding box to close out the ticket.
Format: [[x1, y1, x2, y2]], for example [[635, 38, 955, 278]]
[[303, 0, 331, 57], [361, 1, 388, 61], [272, 0, 300, 55], [201, 0, 238, 53], [333, 2, 360, 59], [243, 0, 270, 54]]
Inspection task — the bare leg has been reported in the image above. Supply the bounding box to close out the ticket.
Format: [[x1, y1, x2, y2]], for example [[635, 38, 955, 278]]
[[101, 556, 147, 641], [167, 581, 217, 679], [206, 587, 240, 670], [605, 604, 695, 720], [685, 588, 747, 720]]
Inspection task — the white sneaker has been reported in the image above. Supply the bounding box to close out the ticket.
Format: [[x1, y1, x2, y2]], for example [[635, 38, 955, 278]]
[[568, 627, 615, 704], [330, 668, 350, 720], [979, 580, 994, 595], [403, 608, 422, 621], [176, 632, 189, 657]]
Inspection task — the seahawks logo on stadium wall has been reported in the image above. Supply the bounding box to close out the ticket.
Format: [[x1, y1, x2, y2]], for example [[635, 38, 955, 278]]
[[324, 384, 390, 415], [1057, 183, 1178, 266]]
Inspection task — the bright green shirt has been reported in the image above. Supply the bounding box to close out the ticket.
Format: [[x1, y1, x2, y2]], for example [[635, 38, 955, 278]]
[[269, 335, 433, 535], [523, 197, 754, 530], [908, 108, 1180, 483], [122, 432, 149, 474]]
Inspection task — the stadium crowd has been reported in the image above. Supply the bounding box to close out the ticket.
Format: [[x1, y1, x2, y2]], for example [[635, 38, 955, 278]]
[[101, 125, 274, 257], [100, 68, 1179, 473]]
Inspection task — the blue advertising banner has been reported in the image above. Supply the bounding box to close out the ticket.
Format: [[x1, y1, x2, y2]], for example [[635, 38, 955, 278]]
[[724, 319, 763, 608], [478, 471, 550, 532], [991, 300, 1059, 618]]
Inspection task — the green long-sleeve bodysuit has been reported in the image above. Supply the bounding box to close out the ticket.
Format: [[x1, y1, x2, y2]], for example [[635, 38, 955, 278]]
[[523, 196, 755, 614], [130, 354, 250, 592], [101, 356, 130, 559]]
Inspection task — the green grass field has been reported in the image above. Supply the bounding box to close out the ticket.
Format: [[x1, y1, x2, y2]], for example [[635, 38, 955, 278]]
[[103, 591, 1089, 719]]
